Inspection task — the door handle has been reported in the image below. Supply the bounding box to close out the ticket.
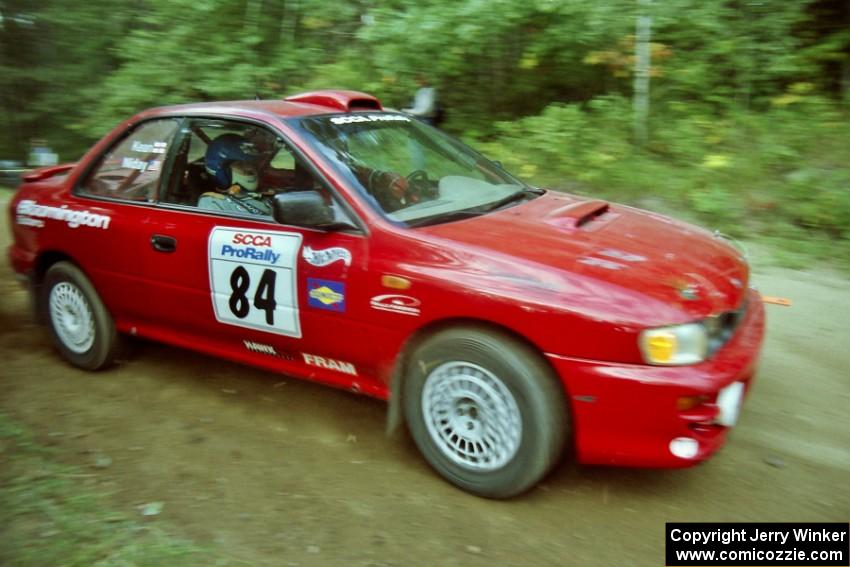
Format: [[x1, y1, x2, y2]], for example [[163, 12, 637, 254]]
[[151, 234, 177, 253]]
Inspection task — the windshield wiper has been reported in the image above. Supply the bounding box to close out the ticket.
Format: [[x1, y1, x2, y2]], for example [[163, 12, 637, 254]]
[[406, 208, 487, 228], [406, 188, 541, 228], [480, 188, 539, 213]]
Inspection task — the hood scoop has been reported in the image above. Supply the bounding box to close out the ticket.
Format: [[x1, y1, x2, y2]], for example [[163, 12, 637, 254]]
[[545, 200, 612, 230]]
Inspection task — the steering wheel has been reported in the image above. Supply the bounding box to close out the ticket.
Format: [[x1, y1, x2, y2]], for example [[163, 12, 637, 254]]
[[406, 169, 428, 185], [405, 169, 436, 203], [364, 168, 435, 211]]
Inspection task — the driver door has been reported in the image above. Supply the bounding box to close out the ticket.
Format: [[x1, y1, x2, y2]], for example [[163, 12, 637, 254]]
[[143, 117, 381, 390]]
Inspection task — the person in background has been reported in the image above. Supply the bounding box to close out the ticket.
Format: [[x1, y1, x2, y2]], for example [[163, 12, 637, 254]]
[[403, 75, 438, 126], [28, 139, 59, 167]]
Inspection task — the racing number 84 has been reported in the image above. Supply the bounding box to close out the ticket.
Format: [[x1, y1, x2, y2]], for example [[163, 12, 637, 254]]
[[229, 266, 277, 325]]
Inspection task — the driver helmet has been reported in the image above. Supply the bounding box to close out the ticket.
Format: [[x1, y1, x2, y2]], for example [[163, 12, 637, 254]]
[[205, 133, 261, 191]]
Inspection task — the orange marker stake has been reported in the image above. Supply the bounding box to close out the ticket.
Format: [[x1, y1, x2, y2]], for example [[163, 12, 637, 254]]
[[762, 296, 792, 307]]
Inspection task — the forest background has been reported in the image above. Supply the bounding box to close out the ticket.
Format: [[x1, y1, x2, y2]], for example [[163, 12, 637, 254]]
[[1, 0, 848, 265]]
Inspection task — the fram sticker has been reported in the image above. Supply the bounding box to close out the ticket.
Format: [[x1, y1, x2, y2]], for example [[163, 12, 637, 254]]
[[302, 246, 351, 267], [369, 294, 421, 316], [307, 278, 345, 312], [302, 353, 357, 376], [16, 200, 110, 230]]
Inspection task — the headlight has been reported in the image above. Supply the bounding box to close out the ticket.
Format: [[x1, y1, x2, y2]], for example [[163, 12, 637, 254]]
[[639, 322, 707, 365]]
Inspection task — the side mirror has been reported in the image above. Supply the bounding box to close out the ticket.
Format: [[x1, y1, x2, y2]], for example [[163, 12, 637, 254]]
[[272, 191, 333, 227]]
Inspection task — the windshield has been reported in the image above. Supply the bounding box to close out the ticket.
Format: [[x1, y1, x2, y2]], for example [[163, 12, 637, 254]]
[[291, 113, 537, 226]]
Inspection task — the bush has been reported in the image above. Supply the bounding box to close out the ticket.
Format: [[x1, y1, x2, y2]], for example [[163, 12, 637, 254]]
[[469, 94, 850, 261]]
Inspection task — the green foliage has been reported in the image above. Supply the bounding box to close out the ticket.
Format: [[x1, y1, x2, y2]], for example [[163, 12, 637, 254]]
[[651, 0, 815, 109], [360, 0, 637, 122], [784, 167, 850, 236], [477, 93, 850, 250], [0, 0, 136, 158], [1, 0, 848, 264]]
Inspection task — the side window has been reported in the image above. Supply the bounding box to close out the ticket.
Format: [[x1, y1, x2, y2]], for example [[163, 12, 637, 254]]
[[269, 147, 295, 170], [80, 119, 179, 202], [161, 118, 356, 226], [162, 119, 279, 215]]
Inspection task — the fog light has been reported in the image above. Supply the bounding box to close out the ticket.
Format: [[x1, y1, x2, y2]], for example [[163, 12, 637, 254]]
[[669, 437, 699, 459]]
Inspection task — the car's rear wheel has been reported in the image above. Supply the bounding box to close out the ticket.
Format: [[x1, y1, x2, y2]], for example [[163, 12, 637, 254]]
[[43, 261, 119, 370], [403, 327, 568, 498]]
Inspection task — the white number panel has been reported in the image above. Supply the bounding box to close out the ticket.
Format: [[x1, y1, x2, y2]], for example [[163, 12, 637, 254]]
[[208, 227, 302, 337]]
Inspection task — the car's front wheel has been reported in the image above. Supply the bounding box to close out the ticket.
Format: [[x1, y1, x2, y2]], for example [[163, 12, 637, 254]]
[[43, 261, 119, 371], [403, 327, 569, 498]]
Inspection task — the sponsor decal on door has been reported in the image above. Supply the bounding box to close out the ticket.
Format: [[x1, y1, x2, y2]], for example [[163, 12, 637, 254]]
[[369, 294, 421, 316], [302, 353, 357, 376], [302, 246, 351, 267], [307, 278, 346, 312], [208, 227, 302, 337]]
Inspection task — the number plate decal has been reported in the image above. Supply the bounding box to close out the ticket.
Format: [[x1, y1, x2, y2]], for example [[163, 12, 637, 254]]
[[208, 227, 302, 337]]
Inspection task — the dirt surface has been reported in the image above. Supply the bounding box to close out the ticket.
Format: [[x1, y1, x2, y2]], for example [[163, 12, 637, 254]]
[[1, 189, 848, 566]]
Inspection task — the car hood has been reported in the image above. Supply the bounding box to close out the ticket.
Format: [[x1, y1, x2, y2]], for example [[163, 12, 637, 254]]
[[417, 192, 749, 321]]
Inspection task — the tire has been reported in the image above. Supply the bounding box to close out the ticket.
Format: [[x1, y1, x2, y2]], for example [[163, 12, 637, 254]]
[[403, 326, 568, 498], [42, 261, 120, 371]]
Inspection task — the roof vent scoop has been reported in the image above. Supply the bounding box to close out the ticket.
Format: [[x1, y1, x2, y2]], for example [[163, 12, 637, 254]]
[[573, 200, 610, 228], [285, 90, 382, 112], [544, 199, 612, 231]]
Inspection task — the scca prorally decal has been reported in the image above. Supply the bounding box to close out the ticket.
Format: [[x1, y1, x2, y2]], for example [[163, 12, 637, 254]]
[[16, 200, 111, 230], [302, 246, 351, 267], [220, 232, 281, 264], [369, 294, 421, 316], [330, 114, 410, 125], [209, 227, 302, 337], [302, 353, 357, 376]]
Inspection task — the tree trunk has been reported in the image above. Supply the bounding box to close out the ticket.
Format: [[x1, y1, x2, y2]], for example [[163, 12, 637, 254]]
[[844, 0, 850, 106], [243, 0, 260, 36], [633, 0, 652, 146]]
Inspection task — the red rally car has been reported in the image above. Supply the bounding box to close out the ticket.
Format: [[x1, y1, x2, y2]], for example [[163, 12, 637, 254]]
[[7, 90, 765, 498]]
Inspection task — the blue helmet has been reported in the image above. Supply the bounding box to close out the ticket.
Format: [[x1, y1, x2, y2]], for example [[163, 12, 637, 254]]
[[205, 134, 261, 188]]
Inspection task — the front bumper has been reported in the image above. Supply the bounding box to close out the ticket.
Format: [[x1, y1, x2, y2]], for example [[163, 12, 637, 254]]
[[546, 288, 766, 468]]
